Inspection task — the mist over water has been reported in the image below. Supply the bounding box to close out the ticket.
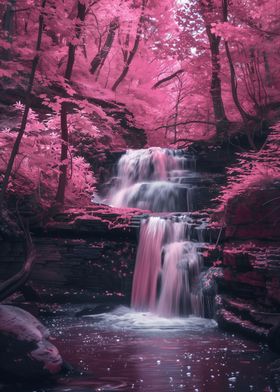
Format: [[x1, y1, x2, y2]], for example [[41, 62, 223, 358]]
[[85, 305, 217, 332]]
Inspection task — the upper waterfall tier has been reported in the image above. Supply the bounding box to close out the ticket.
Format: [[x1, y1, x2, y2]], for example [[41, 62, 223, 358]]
[[113, 148, 193, 185], [106, 148, 197, 212]]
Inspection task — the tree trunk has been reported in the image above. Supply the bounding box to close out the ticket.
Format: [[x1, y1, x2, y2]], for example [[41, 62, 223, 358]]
[[2, 0, 16, 41], [200, 0, 228, 135], [173, 75, 183, 143], [55, 102, 69, 204], [90, 17, 119, 75], [55, 1, 86, 205], [222, 0, 257, 148], [207, 29, 227, 124], [0, 0, 46, 209], [112, 0, 147, 92], [263, 51, 272, 87], [224, 42, 255, 123]]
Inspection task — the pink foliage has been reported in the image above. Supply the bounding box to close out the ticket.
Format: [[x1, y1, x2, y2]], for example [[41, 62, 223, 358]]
[[0, 0, 279, 141], [0, 105, 96, 207], [0, 0, 280, 205], [218, 121, 280, 208]]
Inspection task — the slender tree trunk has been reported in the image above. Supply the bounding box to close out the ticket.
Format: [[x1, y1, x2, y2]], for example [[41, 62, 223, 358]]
[[122, 30, 131, 62], [2, 0, 16, 41], [0, 0, 46, 209], [263, 51, 272, 87], [206, 28, 228, 125], [200, 0, 228, 135], [222, 0, 253, 122], [55, 102, 69, 203], [222, 0, 257, 148], [224, 41, 255, 122], [90, 17, 119, 75], [173, 75, 183, 143], [55, 1, 86, 205], [224, 42, 257, 148], [112, 0, 147, 92]]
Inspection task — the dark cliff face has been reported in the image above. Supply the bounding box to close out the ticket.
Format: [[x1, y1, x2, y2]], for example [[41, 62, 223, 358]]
[[183, 142, 280, 346], [0, 237, 136, 302], [0, 206, 140, 303], [224, 186, 280, 241], [213, 184, 280, 349]]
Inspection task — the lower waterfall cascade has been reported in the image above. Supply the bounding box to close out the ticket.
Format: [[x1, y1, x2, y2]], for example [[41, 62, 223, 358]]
[[131, 216, 205, 317], [106, 147, 214, 318]]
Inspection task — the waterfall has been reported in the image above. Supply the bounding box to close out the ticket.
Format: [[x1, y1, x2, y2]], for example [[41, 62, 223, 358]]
[[107, 148, 206, 318], [131, 217, 204, 317], [106, 147, 196, 212]]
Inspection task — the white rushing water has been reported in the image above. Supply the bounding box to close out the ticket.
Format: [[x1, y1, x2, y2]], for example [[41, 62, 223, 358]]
[[106, 147, 196, 212], [106, 148, 206, 318], [131, 217, 204, 317], [85, 305, 216, 332]]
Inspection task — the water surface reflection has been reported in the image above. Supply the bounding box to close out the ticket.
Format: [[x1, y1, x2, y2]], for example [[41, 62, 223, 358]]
[[47, 306, 276, 392], [2, 306, 277, 392]]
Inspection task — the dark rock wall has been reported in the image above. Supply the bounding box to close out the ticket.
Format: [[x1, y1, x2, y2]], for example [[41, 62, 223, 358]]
[[213, 186, 280, 346], [0, 235, 137, 302], [225, 187, 280, 241]]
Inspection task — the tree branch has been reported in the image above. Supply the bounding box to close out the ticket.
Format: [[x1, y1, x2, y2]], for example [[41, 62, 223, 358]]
[[170, 138, 198, 144], [152, 69, 185, 89], [112, 0, 147, 91], [155, 120, 217, 131]]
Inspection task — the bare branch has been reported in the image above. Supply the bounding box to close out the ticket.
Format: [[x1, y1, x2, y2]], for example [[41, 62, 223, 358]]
[[155, 120, 217, 131], [170, 138, 198, 145], [152, 69, 185, 89]]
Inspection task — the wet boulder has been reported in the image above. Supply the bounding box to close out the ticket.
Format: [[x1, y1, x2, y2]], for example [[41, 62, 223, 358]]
[[199, 267, 223, 318], [75, 303, 118, 317], [0, 305, 63, 379], [215, 295, 268, 340]]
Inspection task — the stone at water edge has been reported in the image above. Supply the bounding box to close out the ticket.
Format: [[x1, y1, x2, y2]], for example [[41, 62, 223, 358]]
[[0, 305, 63, 379]]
